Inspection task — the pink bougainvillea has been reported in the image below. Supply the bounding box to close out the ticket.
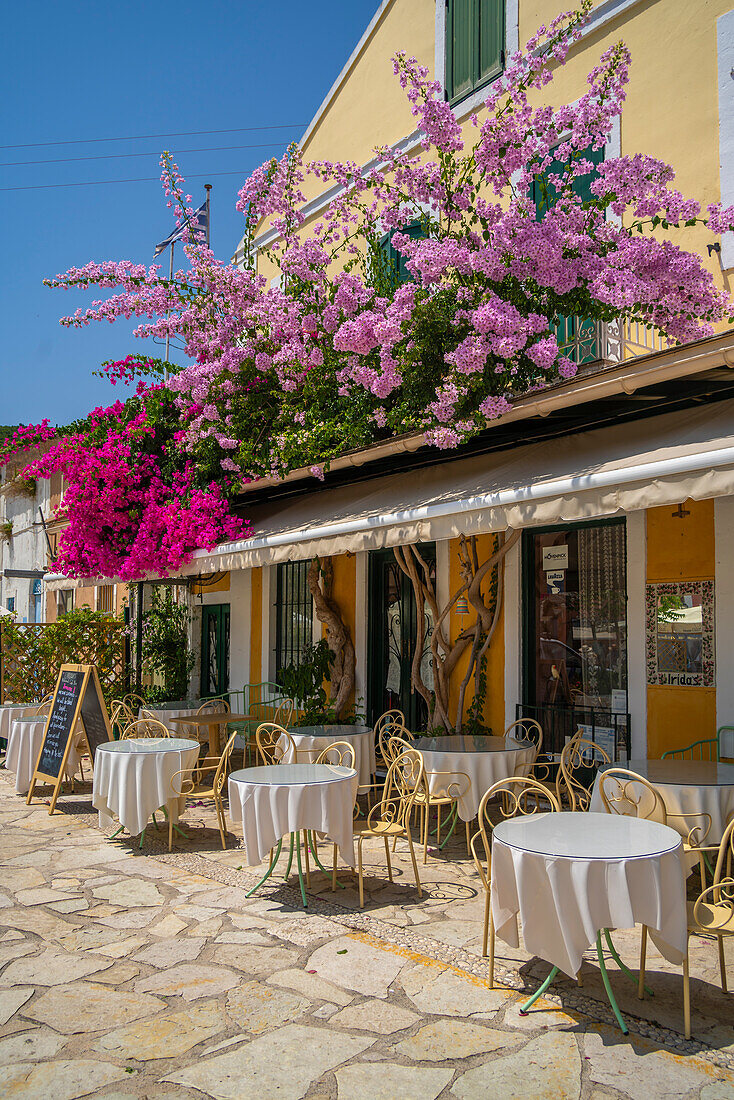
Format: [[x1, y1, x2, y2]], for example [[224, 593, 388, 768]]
[[5, 2, 734, 578]]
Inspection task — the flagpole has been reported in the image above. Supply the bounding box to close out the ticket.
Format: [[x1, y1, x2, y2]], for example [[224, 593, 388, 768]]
[[205, 183, 212, 249]]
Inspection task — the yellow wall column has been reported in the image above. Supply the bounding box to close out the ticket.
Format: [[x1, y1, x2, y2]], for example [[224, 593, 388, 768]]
[[250, 568, 262, 686], [646, 499, 716, 757]]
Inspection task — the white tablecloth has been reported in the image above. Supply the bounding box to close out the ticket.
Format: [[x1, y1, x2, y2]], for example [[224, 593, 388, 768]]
[[589, 759, 734, 845], [279, 727, 375, 790], [413, 735, 537, 820], [228, 763, 357, 867], [0, 705, 34, 743], [491, 812, 688, 978], [5, 716, 82, 795], [93, 738, 199, 836]]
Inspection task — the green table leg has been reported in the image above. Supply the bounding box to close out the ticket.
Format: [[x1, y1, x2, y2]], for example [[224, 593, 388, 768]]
[[519, 965, 559, 1015], [246, 839, 283, 898], [603, 929, 653, 997], [283, 832, 295, 880], [139, 828, 146, 849], [597, 932, 629, 1034], [109, 825, 124, 840], [294, 832, 308, 909], [439, 804, 459, 849]]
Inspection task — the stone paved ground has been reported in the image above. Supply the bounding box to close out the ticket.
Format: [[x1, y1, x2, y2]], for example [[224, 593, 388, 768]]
[[0, 767, 733, 1100]]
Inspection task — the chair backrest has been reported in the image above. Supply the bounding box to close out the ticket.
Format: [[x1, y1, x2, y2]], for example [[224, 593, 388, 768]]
[[274, 698, 294, 728], [380, 730, 415, 767], [504, 718, 543, 754], [598, 768, 667, 824], [244, 681, 283, 710], [198, 696, 231, 715], [374, 709, 405, 747], [110, 699, 135, 731], [255, 722, 295, 765], [315, 740, 356, 769], [213, 730, 240, 795], [473, 776, 560, 884], [123, 693, 146, 713], [559, 732, 611, 811], [121, 718, 171, 740], [377, 748, 425, 828]]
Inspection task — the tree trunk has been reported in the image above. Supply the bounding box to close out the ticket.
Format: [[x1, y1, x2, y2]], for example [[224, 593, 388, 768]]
[[307, 556, 356, 720]]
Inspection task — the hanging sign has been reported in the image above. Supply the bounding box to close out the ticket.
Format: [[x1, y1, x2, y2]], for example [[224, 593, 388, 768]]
[[542, 545, 569, 570], [27, 664, 113, 814]]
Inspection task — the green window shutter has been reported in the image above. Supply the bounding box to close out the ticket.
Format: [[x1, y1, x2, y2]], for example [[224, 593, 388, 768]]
[[379, 220, 427, 285], [447, 0, 474, 103], [478, 0, 504, 86]]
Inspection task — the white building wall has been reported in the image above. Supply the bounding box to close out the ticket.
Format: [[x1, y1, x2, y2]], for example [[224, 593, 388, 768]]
[[626, 510, 647, 758], [0, 473, 51, 622]]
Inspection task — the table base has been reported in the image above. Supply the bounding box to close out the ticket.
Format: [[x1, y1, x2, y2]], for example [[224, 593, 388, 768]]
[[246, 831, 311, 908], [518, 928, 654, 1035]]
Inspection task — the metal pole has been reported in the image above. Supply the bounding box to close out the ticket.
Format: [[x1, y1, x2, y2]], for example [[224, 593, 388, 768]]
[[205, 183, 212, 249], [164, 240, 174, 371], [135, 583, 144, 694]]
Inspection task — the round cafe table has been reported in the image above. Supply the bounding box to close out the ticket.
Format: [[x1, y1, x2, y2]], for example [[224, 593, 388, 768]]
[[5, 715, 81, 795], [93, 737, 199, 842], [490, 812, 688, 1034], [228, 763, 357, 907], [0, 704, 34, 748], [279, 725, 375, 791], [589, 759, 734, 845], [412, 734, 537, 821]]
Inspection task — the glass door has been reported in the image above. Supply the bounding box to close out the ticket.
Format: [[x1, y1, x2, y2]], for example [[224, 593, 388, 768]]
[[367, 546, 435, 730], [201, 603, 230, 698], [522, 521, 628, 755]]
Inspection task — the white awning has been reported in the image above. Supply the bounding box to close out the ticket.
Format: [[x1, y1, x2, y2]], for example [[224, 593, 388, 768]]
[[45, 397, 734, 587]]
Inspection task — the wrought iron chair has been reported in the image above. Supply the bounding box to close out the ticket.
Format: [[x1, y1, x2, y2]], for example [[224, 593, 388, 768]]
[[110, 699, 136, 738], [123, 693, 147, 714], [558, 730, 611, 810], [470, 776, 561, 986], [255, 722, 297, 765], [374, 709, 406, 765], [637, 817, 734, 1038], [353, 747, 425, 907], [168, 730, 239, 850], [121, 718, 171, 740], [33, 693, 54, 716], [599, 767, 712, 884], [662, 725, 734, 762]]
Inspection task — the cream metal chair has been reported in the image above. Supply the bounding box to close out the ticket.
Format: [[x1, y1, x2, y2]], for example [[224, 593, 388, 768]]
[[168, 730, 239, 850], [110, 699, 136, 736], [637, 817, 734, 1038], [121, 718, 171, 739], [353, 747, 425, 907], [33, 693, 54, 716], [504, 718, 544, 753], [470, 776, 560, 985], [123, 693, 147, 713], [313, 741, 357, 889], [198, 696, 231, 715], [375, 709, 406, 763], [255, 722, 297, 765], [558, 730, 611, 810]]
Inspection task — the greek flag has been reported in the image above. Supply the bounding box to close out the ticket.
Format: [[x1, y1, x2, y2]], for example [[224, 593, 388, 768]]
[[154, 201, 208, 257]]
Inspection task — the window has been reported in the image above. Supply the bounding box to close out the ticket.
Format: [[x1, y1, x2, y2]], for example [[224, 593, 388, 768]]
[[6, 597, 15, 613], [57, 589, 74, 616], [30, 580, 42, 624], [378, 220, 427, 286], [445, 0, 504, 104], [96, 585, 114, 614], [532, 145, 605, 365], [275, 561, 313, 675]]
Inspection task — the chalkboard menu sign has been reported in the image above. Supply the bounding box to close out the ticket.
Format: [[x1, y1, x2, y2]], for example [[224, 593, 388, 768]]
[[27, 663, 113, 813], [37, 668, 85, 780]]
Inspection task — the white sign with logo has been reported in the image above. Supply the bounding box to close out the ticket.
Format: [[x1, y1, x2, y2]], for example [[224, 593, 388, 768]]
[[545, 569, 565, 594], [542, 545, 569, 570]]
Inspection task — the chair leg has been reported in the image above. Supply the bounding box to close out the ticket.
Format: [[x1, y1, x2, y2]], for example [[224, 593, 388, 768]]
[[465, 820, 471, 857], [683, 947, 691, 1040], [332, 842, 337, 892], [423, 804, 429, 865], [358, 841, 365, 909], [216, 798, 226, 850], [405, 827, 422, 898], [638, 925, 648, 1000], [718, 935, 728, 994], [488, 913, 496, 987], [168, 816, 173, 852], [482, 888, 490, 957], [384, 836, 393, 882], [437, 803, 441, 847]]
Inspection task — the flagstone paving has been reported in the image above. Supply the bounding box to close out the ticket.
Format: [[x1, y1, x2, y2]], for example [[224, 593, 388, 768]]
[[0, 768, 732, 1099]]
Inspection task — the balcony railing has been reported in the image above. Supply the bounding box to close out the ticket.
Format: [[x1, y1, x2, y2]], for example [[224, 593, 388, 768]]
[[554, 316, 671, 374]]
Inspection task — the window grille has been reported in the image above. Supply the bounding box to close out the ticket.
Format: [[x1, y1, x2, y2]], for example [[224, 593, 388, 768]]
[[275, 561, 313, 674], [96, 585, 114, 614]]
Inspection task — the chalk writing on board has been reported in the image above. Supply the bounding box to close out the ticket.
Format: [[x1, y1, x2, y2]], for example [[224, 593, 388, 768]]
[[37, 669, 84, 778]]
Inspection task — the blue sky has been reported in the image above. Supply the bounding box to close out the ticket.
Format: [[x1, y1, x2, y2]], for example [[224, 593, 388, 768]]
[[1, 0, 378, 425]]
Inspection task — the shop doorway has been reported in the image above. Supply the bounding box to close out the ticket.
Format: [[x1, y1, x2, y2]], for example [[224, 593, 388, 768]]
[[367, 545, 435, 730], [201, 603, 230, 698], [521, 520, 629, 756]]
